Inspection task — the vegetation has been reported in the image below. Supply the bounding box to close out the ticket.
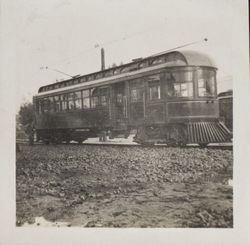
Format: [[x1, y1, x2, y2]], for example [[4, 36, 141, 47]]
[[18, 103, 34, 129], [17, 102, 34, 144]]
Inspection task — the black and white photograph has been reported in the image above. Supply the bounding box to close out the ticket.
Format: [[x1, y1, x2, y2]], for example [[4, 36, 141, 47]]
[[1, 0, 250, 244]]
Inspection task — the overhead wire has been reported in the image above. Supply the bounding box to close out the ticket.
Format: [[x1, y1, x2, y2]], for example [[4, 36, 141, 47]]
[[40, 20, 209, 80], [50, 20, 168, 66]]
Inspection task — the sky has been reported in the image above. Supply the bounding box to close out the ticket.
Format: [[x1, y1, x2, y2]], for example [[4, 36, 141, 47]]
[[2, 0, 234, 110]]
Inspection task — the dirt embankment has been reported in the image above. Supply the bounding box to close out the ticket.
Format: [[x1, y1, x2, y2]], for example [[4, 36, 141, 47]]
[[16, 145, 233, 227]]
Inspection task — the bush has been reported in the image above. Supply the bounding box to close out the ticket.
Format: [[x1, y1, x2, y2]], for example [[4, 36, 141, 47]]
[[18, 102, 34, 144]]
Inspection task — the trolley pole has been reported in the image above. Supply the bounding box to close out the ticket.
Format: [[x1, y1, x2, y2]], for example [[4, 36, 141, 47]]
[[40, 66, 75, 78]]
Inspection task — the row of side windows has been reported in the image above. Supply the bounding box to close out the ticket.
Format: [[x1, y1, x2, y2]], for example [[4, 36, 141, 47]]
[[129, 70, 215, 102], [37, 70, 216, 113], [36, 87, 109, 114]]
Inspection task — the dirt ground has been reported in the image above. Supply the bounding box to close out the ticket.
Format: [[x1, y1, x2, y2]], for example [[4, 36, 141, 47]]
[[16, 144, 233, 228]]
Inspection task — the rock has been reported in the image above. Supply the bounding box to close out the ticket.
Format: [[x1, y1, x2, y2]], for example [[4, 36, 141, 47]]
[[49, 181, 57, 187], [85, 221, 96, 227], [79, 195, 86, 201], [59, 193, 65, 198], [112, 211, 125, 217], [102, 199, 111, 204]]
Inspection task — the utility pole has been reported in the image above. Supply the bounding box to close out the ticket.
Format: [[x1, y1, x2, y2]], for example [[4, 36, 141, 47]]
[[101, 48, 105, 71]]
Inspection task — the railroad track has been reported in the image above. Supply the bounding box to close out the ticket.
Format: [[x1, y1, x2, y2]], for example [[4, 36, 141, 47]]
[[16, 139, 233, 150]]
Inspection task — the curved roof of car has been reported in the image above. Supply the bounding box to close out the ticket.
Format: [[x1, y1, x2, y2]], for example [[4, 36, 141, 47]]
[[37, 50, 217, 95], [180, 50, 217, 67]]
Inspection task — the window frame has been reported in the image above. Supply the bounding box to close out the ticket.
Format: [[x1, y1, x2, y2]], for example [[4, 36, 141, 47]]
[[82, 89, 90, 109], [54, 95, 61, 112], [61, 94, 68, 111], [68, 92, 75, 110], [130, 80, 144, 103], [197, 68, 216, 98], [148, 81, 161, 101], [74, 91, 82, 110], [166, 70, 194, 99]]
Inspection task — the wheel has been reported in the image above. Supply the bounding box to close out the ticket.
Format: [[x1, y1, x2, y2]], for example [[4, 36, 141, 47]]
[[55, 139, 62, 144], [109, 131, 115, 139], [65, 136, 71, 144], [44, 140, 50, 145]]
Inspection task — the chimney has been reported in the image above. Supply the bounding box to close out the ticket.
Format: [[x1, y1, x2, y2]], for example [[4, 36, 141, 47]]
[[101, 48, 105, 71]]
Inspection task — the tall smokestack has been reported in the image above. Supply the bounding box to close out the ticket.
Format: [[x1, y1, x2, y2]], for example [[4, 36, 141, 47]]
[[101, 48, 105, 71]]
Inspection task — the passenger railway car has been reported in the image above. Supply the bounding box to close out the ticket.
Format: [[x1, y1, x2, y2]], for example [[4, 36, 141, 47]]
[[218, 90, 233, 133], [33, 50, 232, 145]]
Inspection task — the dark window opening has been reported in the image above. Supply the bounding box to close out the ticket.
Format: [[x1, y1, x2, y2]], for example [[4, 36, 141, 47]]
[[61, 94, 68, 111], [54, 96, 61, 112], [130, 80, 144, 103], [131, 88, 144, 102], [149, 81, 161, 100], [68, 93, 75, 110]]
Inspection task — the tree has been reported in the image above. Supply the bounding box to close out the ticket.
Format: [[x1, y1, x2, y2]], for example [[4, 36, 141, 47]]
[[18, 102, 35, 144]]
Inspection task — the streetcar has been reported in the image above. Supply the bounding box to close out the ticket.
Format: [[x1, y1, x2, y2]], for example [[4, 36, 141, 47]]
[[218, 90, 233, 133], [33, 50, 232, 146]]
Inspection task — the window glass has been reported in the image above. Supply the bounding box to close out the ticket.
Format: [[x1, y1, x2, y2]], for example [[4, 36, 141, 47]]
[[131, 88, 144, 102], [66, 81, 73, 86], [117, 93, 123, 104], [113, 68, 120, 75], [172, 83, 193, 97], [120, 66, 131, 73], [75, 91, 82, 109], [90, 88, 99, 108], [68, 93, 75, 110], [130, 80, 144, 103], [42, 98, 50, 113], [99, 87, 108, 95], [36, 100, 42, 114], [131, 89, 137, 102], [87, 75, 94, 81], [139, 62, 148, 68], [96, 73, 103, 79], [104, 70, 113, 77], [100, 95, 107, 106], [47, 97, 54, 112], [82, 89, 90, 109], [198, 69, 216, 97], [61, 94, 68, 111], [82, 89, 90, 98], [80, 77, 86, 83], [54, 96, 61, 112], [152, 58, 164, 65], [99, 87, 109, 106], [167, 71, 193, 97], [149, 82, 161, 100], [91, 88, 98, 96], [91, 96, 99, 108], [83, 98, 90, 108]]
